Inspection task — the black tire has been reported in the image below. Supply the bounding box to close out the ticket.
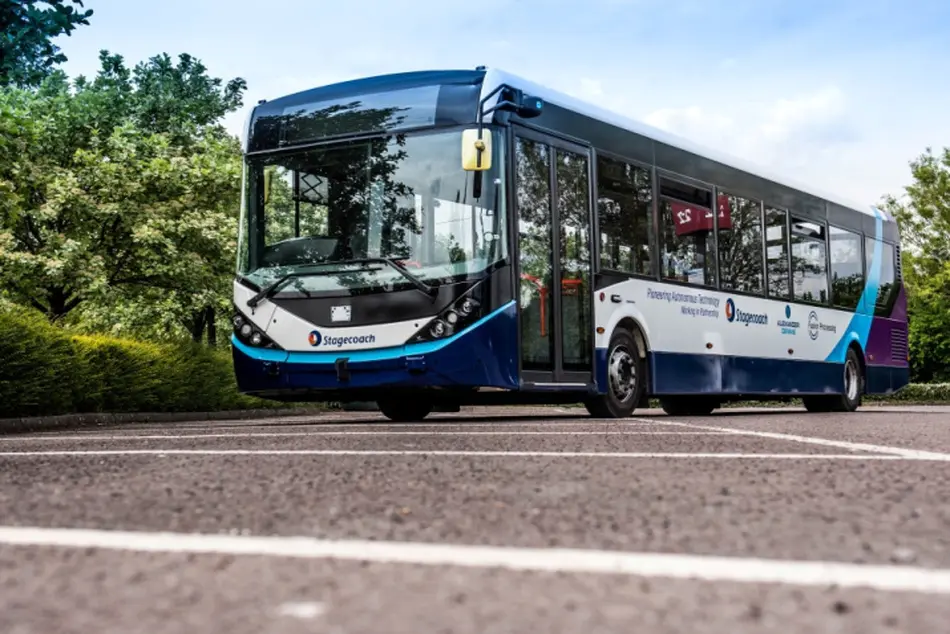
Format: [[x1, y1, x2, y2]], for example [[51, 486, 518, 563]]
[[803, 347, 863, 413], [376, 399, 433, 422], [584, 328, 646, 418], [659, 396, 717, 416]]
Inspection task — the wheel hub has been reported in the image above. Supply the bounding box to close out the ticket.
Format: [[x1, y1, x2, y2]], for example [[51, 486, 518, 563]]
[[608, 345, 637, 403]]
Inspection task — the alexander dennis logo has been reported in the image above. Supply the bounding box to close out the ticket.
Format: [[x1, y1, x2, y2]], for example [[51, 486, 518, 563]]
[[725, 298, 767, 326], [777, 304, 800, 335], [308, 329, 376, 348]]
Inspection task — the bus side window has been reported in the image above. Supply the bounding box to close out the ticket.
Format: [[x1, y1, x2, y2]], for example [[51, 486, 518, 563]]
[[718, 193, 764, 295], [790, 217, 828, 304], [829, 225, 863, 311], [866, 237, 897, 316], [658, 178, 716, 288], [596, 155, 653, 277], [765, 206, 790, 299]]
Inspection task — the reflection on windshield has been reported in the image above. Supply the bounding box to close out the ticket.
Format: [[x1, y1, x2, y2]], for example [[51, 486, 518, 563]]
[[238, 129, 506, 295]]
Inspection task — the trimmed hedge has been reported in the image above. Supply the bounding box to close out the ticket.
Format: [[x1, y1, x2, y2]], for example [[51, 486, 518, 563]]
[[866, 382, 950, 404], [0, 306, 281, 418]]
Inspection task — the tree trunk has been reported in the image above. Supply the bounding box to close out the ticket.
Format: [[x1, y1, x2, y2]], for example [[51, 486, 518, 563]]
[[37, 286, 81, 322], [188, 309, 207, 343], [206, 306, 217, 346]]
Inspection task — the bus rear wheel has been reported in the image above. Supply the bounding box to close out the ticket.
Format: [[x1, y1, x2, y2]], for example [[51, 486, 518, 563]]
[[803, 348, 863, 413], [584, 328, 645, 418], [376, 399, 433, 422]]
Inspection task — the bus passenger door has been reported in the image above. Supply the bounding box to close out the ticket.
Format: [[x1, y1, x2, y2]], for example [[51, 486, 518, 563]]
[[512, 129, 594, 389]]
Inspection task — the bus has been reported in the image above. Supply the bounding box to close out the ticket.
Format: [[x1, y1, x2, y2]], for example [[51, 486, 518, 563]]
[[230, 66, 909, 421]]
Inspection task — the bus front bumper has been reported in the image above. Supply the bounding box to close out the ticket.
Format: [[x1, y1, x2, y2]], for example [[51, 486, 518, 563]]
[[230, 302, 519, 396]]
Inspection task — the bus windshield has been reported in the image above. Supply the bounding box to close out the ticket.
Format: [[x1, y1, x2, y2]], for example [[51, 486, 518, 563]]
[[237, 128, 507, 295]]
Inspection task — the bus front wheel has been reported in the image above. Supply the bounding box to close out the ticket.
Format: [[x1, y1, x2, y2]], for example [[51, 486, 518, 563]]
[[377, 399, 433, 422], [584, 328, 645, 418]]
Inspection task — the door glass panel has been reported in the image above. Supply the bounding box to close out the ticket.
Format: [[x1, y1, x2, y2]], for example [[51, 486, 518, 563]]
[[556, 149, 592, 371], [515, 137, 554, 371]]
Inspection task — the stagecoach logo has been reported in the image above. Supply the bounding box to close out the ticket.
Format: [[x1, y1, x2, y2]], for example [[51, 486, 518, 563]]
[[307, 329, 377, 348], [725, 298, 768, 326], [777, 304, 800, 335]]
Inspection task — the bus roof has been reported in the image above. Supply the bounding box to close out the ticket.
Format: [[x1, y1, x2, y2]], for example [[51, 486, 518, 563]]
[[479, 67, 887, 223]]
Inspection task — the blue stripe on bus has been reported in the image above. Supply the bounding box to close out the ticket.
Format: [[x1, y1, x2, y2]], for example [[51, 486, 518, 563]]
[[232, 300, 518, 364], [823, 207, 884, 363]]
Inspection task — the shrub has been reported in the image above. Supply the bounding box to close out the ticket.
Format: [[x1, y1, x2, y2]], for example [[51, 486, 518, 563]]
[[866, 383, 950, 403], [0, 306, 279, 418]]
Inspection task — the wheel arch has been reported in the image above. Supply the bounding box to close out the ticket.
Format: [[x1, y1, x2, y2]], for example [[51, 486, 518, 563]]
[[847, 340, 867, 393], [614, 317, 651, 360]]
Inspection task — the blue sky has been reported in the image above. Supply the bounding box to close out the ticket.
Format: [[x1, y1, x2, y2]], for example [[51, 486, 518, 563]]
[[53, 0, 950, 207]]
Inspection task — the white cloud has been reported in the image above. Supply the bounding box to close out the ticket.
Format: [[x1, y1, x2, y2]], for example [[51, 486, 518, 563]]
[[640, 86, 878, 204]]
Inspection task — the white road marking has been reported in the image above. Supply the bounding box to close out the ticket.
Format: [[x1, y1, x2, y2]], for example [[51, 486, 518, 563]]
[[1, 526, 949, 595], [93, 419, 651, 430], [277, 601, 325, 619], [0, 449, 908, 459], [17, 420, 656, 437], [646, 419, 950, 461], [2, 431, 727, 441]]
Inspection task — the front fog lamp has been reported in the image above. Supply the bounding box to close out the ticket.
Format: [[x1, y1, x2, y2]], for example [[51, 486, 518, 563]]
[[429, 319, 447, 338], [408, 290, 485, 344]]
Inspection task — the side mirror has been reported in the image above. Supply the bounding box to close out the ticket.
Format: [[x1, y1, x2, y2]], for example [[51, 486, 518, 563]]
[[461, 129, 492, 171]]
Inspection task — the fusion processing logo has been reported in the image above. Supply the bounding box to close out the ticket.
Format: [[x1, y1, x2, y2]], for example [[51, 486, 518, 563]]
[[808, 311, 820, 340]]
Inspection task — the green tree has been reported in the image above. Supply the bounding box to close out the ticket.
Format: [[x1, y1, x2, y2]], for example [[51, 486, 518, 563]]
[[0, 51, 246, 345], [0, 0, 93, 87], [882, 146, 950, 382]]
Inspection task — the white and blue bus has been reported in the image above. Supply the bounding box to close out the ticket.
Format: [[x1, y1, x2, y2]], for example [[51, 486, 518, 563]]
[[231, 67, 909, 421]]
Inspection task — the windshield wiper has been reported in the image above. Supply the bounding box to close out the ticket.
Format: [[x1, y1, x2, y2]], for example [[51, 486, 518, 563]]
[[246, 270, 321, 308], [346, 257, 440, 298], [245, 257, 438, 308]]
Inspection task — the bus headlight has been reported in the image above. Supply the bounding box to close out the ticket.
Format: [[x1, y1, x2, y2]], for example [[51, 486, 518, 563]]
[[429, 319, 448, 338], [231, 305, 282, 349], [408, 291, 484, 343]]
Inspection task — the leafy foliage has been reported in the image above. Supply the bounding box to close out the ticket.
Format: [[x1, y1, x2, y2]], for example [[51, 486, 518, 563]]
[[0, 0, 93, 87], [883, 146, 950, 382], [0, 51, 246, 344]]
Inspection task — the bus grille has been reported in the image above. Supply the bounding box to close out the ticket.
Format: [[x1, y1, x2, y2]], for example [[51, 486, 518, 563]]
[[890, 328, 908, 362]]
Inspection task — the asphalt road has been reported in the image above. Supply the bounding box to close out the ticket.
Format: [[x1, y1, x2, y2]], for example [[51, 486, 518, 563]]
[[2, 405, 950, 633]]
